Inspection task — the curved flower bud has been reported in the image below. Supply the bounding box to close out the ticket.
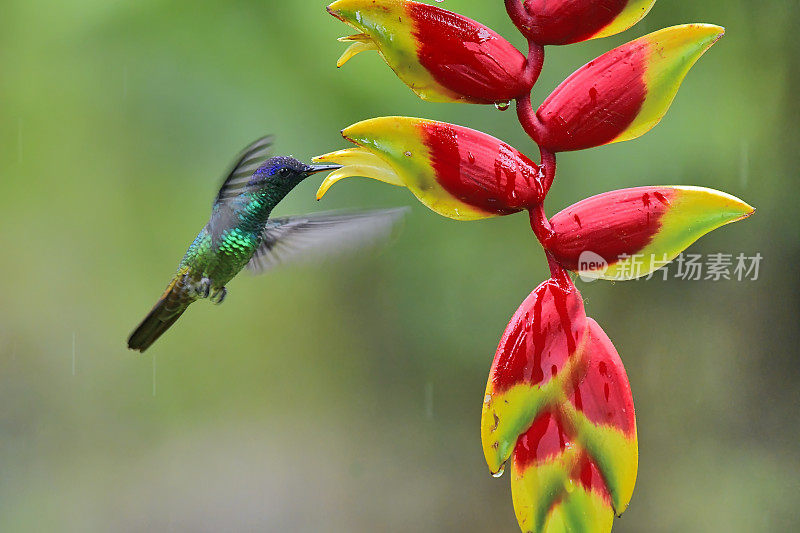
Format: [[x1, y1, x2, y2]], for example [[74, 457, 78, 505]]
[[535, 24, 724, 152], [481, 279, 637, 531], [517, 0, 656, 45], [314, 117, 544, 220], [327, 0, 532, 105], [545, 186, 754, 280]]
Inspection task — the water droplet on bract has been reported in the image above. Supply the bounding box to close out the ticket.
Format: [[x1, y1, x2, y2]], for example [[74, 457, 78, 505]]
[[495, 101, 510, 111], [404, 151, 412, 157], [476, 28, 491, 43], [492, 466, 505, 478]]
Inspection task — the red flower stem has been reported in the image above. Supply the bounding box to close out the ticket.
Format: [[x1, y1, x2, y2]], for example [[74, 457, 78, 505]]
[[516, 92, 556, 198], [529, 203, 554, 246], [516, 92, 545, 147], [516, 40, 555, 198], [546, 251, 573, 289], [523, 40, 545, 90], [516, 36, 545, 143], [505, 0, 568, 287], [538, 146, 556, 197], [504, 0, 531, 35], [529, 204, 572, 287]]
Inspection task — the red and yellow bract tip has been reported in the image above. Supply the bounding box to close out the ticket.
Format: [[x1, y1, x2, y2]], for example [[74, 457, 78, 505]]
[[519, 0, 656, 45], [545, 186, 754, 280], [482, 279, 637, 532], [314, 116, 545, 220], [536, 24, 725, 152], [328, 0, 532, 104]]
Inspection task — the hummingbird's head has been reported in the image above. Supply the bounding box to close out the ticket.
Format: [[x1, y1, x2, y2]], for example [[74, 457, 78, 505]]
[[250, 157, 341, 196]]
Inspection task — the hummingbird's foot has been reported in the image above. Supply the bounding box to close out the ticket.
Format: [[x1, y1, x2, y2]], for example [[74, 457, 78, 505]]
[[210, 287, 227, 305], [200, 278, 211, 299], [188, 277, 212, 299]]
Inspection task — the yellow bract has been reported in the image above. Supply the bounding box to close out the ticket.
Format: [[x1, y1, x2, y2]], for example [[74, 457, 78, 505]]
[[336, 34, 378, 68], [482, 384, 550, 475], [327, 0, 463, 102], [614, 24, 725, 144], [314, 147, 405, 200], [511, 452, 614, 533], [592, 0, 656, 41], [315, 117, 494, 221], [577, 186, 754, 281]]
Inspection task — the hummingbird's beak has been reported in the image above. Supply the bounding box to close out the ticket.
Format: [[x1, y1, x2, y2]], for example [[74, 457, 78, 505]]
[[304, 163, 342, 176]]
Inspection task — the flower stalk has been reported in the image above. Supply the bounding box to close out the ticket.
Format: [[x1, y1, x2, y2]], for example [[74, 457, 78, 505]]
[[319, 1, 750, 531]]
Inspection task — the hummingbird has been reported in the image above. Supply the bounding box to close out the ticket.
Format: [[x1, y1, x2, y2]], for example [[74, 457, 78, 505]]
[[128, 136, 407, 352]]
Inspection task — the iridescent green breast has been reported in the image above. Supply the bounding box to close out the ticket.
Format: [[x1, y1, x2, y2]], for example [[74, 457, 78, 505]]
[[212, 227, 261, 283], [178, 194, 272, 288]]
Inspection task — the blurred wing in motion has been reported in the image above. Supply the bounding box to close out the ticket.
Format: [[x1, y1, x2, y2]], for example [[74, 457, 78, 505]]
[[214, 135, 274, 206], [247, 208, 409, 274]]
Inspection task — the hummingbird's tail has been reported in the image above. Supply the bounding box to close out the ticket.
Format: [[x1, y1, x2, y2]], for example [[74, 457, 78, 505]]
[[128, 274, 192, 353]]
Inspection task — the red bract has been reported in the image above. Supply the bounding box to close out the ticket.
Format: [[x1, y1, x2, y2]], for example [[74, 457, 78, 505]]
[[319, 2, 752, 532], [408, 2, 533, 103], [516, 0, 656, 45], [545, 186, 754, 280], [481, 279, 637, 531], [315, 117, 546, 220], [488, 279, 586, 395], [329, 0, 534, 104], [534, 24, 724, 151]]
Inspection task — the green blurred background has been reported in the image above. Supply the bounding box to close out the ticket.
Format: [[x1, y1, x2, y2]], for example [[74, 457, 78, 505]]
[[1, 1, 797, 531]]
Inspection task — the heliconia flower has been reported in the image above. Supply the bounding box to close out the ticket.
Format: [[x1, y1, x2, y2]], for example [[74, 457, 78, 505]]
[[313, 116, 545, 220], [544, 186, 755, 280], [481, 279, 637, 532], [534, 24, 724, 152], [327, 0, 533, 105], [516, 0, 656, 45]]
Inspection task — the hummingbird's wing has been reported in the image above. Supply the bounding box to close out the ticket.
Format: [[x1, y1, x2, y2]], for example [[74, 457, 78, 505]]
[[246, 208, 409, 274], [213, 135, 274, 206]]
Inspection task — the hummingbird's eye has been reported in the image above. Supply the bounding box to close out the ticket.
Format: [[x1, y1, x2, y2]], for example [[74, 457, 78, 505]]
[[278, 168, 291, 179]]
